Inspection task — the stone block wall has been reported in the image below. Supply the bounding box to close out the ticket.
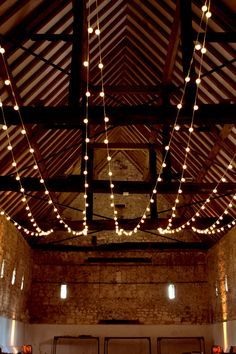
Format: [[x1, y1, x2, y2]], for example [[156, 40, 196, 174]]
[[29, 249, 210, 325], [0, 217, 32, 321], [207, 227, 236, 323]]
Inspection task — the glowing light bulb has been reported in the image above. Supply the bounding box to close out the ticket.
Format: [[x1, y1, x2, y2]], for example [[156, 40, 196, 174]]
[[98, 63, 103, 69], [100, 91, 105, 97], [183, 164, 187, 169], [95, 28, 100, 35], [107, 156, 111, 161], [83, 118, 88, 124], [16, 175, 20, 181], [84, 155, 89, 160], [83, 61, 89, 67], [85, 91, 90, 97], [4, 79, 10, 85], [189, 127, 194, 132], [213, 188, 217, 193], [29, 148, 34, 153], [14, 105, 19, 111], [108, 171, 112, 176], [40, 178, 44, 183], [228, 164, 233, 169], [181, 177, 185, 182], [85, 137, 90, 143], [162, 162, 166, 168], [157, 177, 162, 181], [20, 187, 24, 192], [0, 47, 5, 53], [104, 139, 108, 144], [83, 170, 88, 175], [177, 103, 182, 109], [195, 43, 201, 50], [165, 145, 169, 151], [175, 125, 180, 131], [201, 47, 207, 54], [45, 190, 49, 195], [88, 27, 93, 33], [185, 76, 190, 82], [12, 162, 17, 167], [206, 11, 212, 18], [2, 125, 7, 130], [178, 189, 182, 194], [104, 116, 109, 122], [196, 78, 201, 85], [21, 129, 26, 134], [7, 145, 12, 150], [33, 165, 38, 170], [186, 147, 190, 152], [193, 105, 199, 111], [202, 5, 207, 12]]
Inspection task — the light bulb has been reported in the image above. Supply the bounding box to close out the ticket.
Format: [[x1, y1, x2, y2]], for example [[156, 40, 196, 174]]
[[104, 139, 108, 144], [7, 145, 12, 150], [21, 129, 26, 134], [100, 91, 105, 97], [107, 156, 111, 161], [33, 165, 38, 169], [0, 47, 5, 53], [88, 27, 93, 33], [104, 116, 109, 122], [185, 76, 190, 82], [4, 79, 10, 85], [177, 103, 182, 109], [195, 43, 201, 50], [206, 11, 212, 18], [29, 148, 34, 153], [83, 118, 88, 124], [2, 125, 7, 130], [14, 105, 19, 111], [175, 125, 180, 131], [40, 178, 44, 183], [85, 91, 90, 97], [193, 105, 199, 110], [83, 61, 89, 67], [202, 5, 207, 12], [165, 145, 169, 151], [95, 29, 100, 35], [201, 47, 207, 54], [189, 127, 194, 132], [98, 63, 103, 69], [196, 78, 201, 85], [186, 147, 190, 152]]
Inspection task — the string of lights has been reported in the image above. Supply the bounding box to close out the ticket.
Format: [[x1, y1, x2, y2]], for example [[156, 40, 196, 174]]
[[91, 0, 215, 236], [0, 48, 84, 236]]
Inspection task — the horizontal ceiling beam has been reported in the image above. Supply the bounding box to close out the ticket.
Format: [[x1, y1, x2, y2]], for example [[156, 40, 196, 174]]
[[196, 31, 236, 42], [0, 104, 235, 127], [29, 32, 236, 43], [0, 176, 235, 194], [32, 241, 210, 251]]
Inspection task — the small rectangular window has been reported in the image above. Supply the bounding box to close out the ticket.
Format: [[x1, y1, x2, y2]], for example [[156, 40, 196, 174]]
[[11, 268, 16, 285], [225, 275, 228, 292], [21, 275, 24, 290], [168, 284, 175, 300], [60, 284, 67, 299], [0, 259, 5, 278]]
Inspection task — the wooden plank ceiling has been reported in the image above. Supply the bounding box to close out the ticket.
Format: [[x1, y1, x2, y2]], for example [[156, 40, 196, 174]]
[[0, 0, 235, 245]]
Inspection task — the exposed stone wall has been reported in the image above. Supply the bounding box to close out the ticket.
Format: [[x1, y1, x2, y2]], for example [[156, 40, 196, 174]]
[[0, 217, 32, 321], [207, 227, 236, 323], [29, 249, 210, 325]]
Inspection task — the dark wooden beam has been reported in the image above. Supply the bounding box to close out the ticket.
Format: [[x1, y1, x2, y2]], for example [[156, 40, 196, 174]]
[[149, 147, 157, 219], [162, 0, 180, 84], [32, 241, 211, 251], [30, 34, 73, 41], [196, 32, 236, 43], [68, 0, 85, 106], [1, 104, 235, 127], [0, 176, 235, 195], [180, 0, 196, 105]]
